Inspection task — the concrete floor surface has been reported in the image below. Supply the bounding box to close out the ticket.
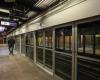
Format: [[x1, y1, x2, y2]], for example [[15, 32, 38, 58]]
[[0, 45, 51, 80]]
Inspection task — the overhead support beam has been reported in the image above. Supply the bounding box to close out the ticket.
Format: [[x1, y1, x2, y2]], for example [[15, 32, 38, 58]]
[[0, 12, 9, 17]]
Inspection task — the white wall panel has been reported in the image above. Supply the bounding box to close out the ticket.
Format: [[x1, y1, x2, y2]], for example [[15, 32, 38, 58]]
[[28, 17, 42, 24], [28, 23, 42, 32], [19, 25, 27, 34], [43, 0, 100, 27]]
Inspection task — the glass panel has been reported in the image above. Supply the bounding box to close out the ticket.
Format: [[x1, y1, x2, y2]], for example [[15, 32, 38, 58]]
[[21, 34, 26, 54], [45, 29, 52, 48], [26, 32, 34, 45], [56, 28, 64, 49], [78, 23, 94, 55], [15, 36, 20, 51], [85, 35, 93, 54], [21, 34, 25, 44], [21, 45, 26, 53], [65, 36, 70, 50], [26, 46, 34, 60], [36, 48, 43, 64], [78, 35, 84, 52], [55, 26, 72, 52], [30, 47, 34, 60], [25, 36, 29, 45], [45, 50, 53, 69], [55, 53, 72, 80], [96, 35, 100, 55], [26, 46, 29, 56], [36, 30, 43, 47], [65, 36, 72, 51], [31, 33, 34, 45], [59, 34, 64, 49]]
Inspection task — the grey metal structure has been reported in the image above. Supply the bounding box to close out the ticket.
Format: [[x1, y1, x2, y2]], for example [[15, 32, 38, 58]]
[[13, 16, 100, 80]]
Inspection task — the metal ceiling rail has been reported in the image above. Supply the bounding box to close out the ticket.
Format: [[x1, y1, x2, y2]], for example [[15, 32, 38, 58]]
[[37, 0, 58, 8], [35, 0, 59, 9]]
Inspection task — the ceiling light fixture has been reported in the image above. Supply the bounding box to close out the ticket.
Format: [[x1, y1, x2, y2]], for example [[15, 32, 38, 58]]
[[0, 8, 10, 13], [0, 26, 6, 32]]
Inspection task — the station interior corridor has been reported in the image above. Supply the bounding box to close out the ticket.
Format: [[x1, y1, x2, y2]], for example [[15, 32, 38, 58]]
[[0, 0, 100, 80], [0, 44, 51, 80]]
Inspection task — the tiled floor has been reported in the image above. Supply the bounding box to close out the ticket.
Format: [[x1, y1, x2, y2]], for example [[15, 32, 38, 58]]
[[0, 44, 51, 80]]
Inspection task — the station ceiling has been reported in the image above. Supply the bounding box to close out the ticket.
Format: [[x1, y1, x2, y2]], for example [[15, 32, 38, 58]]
[[0, 0, 66, 37]]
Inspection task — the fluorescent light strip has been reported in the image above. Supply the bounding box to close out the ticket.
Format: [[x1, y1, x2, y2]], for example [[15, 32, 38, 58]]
[[35, 0, 58, 8], [0, 8, 10, 13]]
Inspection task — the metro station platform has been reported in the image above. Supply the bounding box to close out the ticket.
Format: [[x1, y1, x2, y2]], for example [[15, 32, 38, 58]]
[[0, 44, 51, 80]]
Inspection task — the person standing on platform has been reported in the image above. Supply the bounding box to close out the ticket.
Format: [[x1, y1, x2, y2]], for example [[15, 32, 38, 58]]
[[8, 37, 15, 55]]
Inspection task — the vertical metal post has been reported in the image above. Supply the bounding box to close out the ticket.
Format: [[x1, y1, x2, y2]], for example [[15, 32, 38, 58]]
[[34, 32, 36, 63], [72, 23, 77, 80], [43, 30, 45, 66], [19, 35, 22, 54], [93, 34, 95, 55], [74, 24, 78, 80], [83, 35, 85, 53], [52, 28, 55, 80]]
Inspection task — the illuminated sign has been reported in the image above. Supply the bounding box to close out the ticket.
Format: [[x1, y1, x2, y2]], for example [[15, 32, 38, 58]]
[[1, 21, 10, 26], [1, 21, 17, 27]]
